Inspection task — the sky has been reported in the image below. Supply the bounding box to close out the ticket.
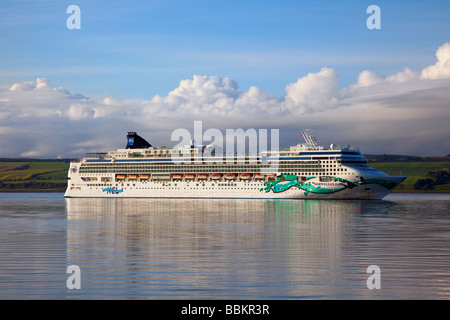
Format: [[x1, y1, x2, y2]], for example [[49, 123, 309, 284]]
[[0, 0, 449, 158]]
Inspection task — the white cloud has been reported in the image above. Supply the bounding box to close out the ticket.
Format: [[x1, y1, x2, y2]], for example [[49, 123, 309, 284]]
[[284, 67, 339, 114], [350, 67, 421, 87], [355, 70, 385, 87], [67, 104, 95, 120], [9, 80, 35, 91], [235, 86, 282, 116], [35, 78, 51, 90], [421, 43, 450, 79], [9, 77, 53, 91], [386, 67, 420, 83], [1, 43, 450, 158]]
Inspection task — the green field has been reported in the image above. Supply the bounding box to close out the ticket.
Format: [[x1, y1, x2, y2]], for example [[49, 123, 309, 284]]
[[369, 161, 450, 192], [0, 161, 69, 191], [1, 159, 449, 193]]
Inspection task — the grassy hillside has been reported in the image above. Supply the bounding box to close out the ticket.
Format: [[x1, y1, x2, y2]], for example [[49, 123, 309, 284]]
[[369, 161, 450, 193], [1, 159, 449, 193], [0, 161, 69, 192]]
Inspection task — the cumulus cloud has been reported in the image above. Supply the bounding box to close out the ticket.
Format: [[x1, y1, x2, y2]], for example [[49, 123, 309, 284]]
[[421, 43, 450, 79], [1, 43, 450, 158], [9, 77, 61, 92], [386, 67, 420, 83], [144, 75, 243, 117], [9, 81, 35, 91], [355, 70, 385, 87], [143, 76, 284, 118], [349, 67, 420, 90], [284, 67, 339, 113]]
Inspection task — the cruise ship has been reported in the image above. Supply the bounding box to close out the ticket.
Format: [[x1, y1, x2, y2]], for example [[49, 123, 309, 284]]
[[64, 130, 406, 199]]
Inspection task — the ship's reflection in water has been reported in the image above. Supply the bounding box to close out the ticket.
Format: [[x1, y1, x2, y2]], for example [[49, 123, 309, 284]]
[[65, 197, 450, 299]]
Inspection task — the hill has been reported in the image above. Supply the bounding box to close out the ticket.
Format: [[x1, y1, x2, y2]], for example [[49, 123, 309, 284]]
[[0, 161, 70, 192]]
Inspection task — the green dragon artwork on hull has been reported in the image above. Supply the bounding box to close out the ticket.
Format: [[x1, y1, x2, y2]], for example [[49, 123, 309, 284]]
[[261, 174, 396, 195]]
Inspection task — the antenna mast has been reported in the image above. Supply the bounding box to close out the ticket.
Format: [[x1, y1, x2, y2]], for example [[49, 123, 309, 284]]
[[300, 129, 319, 148]]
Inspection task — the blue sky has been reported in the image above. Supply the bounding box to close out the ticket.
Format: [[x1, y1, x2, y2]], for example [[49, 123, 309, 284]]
[[0, 0, 450, 157], [1, 0, 449, 98]]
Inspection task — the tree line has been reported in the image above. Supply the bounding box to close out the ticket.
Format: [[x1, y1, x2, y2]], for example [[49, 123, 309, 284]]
[[0, 181, 66, 191], [414, 169, 450, 191]]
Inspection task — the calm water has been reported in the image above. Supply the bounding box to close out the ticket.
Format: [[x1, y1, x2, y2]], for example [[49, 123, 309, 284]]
[[0, 193, 449, 300]]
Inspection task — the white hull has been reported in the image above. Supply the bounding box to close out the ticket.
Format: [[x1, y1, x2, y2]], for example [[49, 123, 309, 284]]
[[65, 175, 405, 200]]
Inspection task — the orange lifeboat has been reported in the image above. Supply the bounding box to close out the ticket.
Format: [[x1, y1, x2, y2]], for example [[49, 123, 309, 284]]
[[255, 174, 266, 179], [240, 173, 251, 180], [224, 173, 237, 180], [210, 173, 222, 180], [172, 174, 183, 179], [185, 174, 196, 179], [198, 174, 208, 179]]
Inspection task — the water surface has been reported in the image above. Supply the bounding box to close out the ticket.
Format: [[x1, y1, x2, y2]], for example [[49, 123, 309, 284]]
[[0, 193, 449, 299]]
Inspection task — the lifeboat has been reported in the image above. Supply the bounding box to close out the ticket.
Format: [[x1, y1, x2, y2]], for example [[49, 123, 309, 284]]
[[255, 174, 266, 179], [185, 174, 196, 179], [268, 174, 277, 178], [224, 173, 237, 180], [198, 174, 208, 179], [116, 174, 126, 180], [172, 174, 183, 179], [239, 173, 251, 180], [129, 174, 138, 179], [210, 173, 222, 180]]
